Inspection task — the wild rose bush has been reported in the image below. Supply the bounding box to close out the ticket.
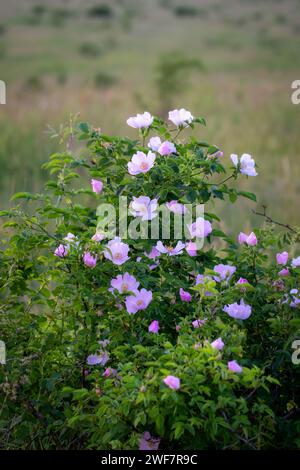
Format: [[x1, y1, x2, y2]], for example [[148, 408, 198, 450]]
[[0, 110, 299, 450]]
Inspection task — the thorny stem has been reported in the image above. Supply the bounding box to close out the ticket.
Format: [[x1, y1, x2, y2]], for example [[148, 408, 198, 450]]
[[222, 412, 257, 450], [252, 206, 297, 234]]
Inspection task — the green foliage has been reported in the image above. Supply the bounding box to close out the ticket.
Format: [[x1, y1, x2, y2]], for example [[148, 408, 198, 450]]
[[87, 5, 114, 19], [79, 42, 102, 58], [155, 53, 204, 115], [0, 114, 299, 450]]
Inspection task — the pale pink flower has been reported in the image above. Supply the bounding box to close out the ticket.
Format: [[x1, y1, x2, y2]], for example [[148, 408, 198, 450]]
[[163, 375, 180, 390], [98, 339, 110, 348], [238, 232, 248, 244], [64, 233, 78, 244], [158, 140, 176, 156], [145, 246, 160, 260], [87, 352, 109, 366], [175, 325, 181, 331], [237, 277, 249, 284], [91, 179, 103, 194], [168, 108, 193, 127], [211, 337, 224, 350], [127, 111, 153, 129], [148, 320, 159, 333], [238, 231, 257, 246], [110, 272, 139, 294], [276, 251, 288, 265], [83, 251, 97, 268], [223, 299, 252, 320], [148, 136, 162, 151], [166, 200, 186, 214], [188, 217, 212, 239], [103, 237, 130, 265], [213, 264, 236, 282], [128, 151, 156, 175], [149, 262, 160, 270], [179, 288, 191, 302], [54, 244, 68, 258], [228, 360, 243, 373], [192, 319, 206, 328], [155, 240, 185, 256], [129, 196, 158, 221], [92, 231, 105, 242], [125, 289, 153, 314], [279, 268, 290, 276], [209, 150, 224, 159], [186, 241, 197, 257], [231, 153, 257, 176], [139, 432, 160, 451], [102, 367, 117, 377], [291, 256, 300, 268]]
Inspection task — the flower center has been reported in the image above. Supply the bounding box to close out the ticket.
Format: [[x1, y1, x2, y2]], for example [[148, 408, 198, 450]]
[[140, 162, 149, 170], [137, 300, 144, 307], [121, 283, 128, 292], [114, 253, 122, 260]]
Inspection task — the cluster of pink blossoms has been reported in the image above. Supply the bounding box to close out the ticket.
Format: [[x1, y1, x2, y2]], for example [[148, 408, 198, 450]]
[[275, 250, 300, 277], [53, 110, 263, 429], [109, 272, 153, 315]]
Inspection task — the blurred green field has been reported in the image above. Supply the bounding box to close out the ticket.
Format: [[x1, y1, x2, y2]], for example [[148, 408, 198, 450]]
[[0, 0, 300, 234]]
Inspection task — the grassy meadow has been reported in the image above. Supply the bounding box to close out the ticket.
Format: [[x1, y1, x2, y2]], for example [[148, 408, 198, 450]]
[[0, 0, 300, 234]]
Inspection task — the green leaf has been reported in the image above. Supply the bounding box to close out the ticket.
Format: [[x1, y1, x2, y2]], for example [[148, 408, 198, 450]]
[[238, 191, 257, 202], [79, 122, 90, 133]]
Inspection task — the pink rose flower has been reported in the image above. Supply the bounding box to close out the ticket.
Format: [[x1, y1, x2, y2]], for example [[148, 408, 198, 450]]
[[139, 432, 160, 451], [223, 299, 252, 320], [192, 319, 206, 328], [179, 288, 191, 302], [168, 108, 193, 127], [209, 150, 224, 159], [292, 256, 300, 268], [276, 251, 289, 265], [145, 246, 160, 260], [127, 111, 153, 129], [92, 231, 105, 242], [128, 151, 156, 175], [186, 241, 197, 257], [129, 196, 158, 221], [231, 153, 257, 177], [188, 217, 212, 239], [148, 136, 162, 151], [83, 251, 97, 268], [279, 268, 290, 276], [125, 289, 153, 314], [110, 272, 139, 294], [87, 352, 109, 366], [228, 360, 243, 373], [163, 375, 180, 390], [91, 179, 103, 194], [158, 140, 176, 156], [210, 337, 224, 350], [166, 200, 186, 214], [213, 264, 236, 282], [103, 237, 130, 265], [155, 240, 185, 256], [102, 367, 117, 378], [148, 320, 159, 333], [238, 231, 257, 246], [54, 244, 68, 258]]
